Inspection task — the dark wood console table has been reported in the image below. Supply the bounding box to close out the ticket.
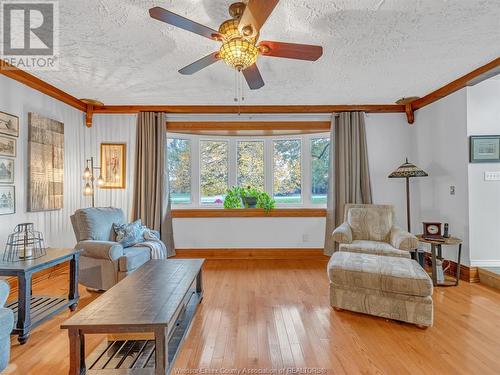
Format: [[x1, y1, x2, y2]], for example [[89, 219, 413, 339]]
[[61, 259, 204, 375], [0, 248, 81, 344]]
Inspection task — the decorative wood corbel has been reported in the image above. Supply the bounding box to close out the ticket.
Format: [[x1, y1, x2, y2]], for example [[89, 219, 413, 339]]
[[405, 103, 414, 125], [85, 104, 94, 128]]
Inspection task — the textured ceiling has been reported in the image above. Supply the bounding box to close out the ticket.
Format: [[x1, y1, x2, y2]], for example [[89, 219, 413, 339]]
[[30, 0, 500, 105]]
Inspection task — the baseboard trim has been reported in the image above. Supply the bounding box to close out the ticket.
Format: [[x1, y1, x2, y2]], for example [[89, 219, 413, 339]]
[[470, 260, 500, 267], [424, 254, 479, 283], [4, 263, 70, 300], [173, 248, 329, 260]]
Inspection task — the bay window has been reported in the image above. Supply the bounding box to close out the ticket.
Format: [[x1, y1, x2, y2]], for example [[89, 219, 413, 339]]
[[166, 133, 330, 208]]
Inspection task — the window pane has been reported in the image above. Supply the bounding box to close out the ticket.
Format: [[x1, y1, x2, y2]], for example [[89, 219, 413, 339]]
[[273, 139, 301, 204], [167, 138, 191, 205], [237, 141, 264, 190], [200, 140, 228, 205], [311, 138, 330, 205]]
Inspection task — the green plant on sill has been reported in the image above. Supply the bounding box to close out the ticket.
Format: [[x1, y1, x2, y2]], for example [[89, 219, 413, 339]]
[[223, 186, 276, 213]]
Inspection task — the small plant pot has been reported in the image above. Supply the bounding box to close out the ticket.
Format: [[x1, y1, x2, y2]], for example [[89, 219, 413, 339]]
[[242, 196, 257, 208]]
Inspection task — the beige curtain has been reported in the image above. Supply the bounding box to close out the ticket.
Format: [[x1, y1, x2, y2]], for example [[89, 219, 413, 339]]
[[132, 112, 175, 257], [324, 112, 372, 255]]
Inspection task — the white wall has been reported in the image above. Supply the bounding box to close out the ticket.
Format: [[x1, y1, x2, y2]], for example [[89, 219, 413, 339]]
[[173, 112, 412, 249], [365, 112, 413, 226], [467, 78, 500, 266], [0, 73, 413, 250], [411, 89, 471, 264], [0, 74, 137, 249]]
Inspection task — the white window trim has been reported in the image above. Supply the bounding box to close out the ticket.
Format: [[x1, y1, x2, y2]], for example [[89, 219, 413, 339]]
[[167, 132, 330, 209]]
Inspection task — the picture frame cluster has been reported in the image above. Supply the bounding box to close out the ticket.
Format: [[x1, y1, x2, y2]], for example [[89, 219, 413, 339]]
[[0, 111, 19, 215]]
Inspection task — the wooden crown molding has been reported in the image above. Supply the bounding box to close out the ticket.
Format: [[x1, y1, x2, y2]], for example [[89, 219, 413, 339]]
[[2, 57, 499, 127], [167, 121, 331, 135], [0, 59, 87, 112], [411, 57, 500, 110]]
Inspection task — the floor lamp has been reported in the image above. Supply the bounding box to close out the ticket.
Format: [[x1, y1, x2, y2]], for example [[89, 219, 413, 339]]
[[388, 158, 428, 232]]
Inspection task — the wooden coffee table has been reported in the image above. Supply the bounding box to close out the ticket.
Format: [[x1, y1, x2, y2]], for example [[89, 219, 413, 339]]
[[61, 259, 204, 375]]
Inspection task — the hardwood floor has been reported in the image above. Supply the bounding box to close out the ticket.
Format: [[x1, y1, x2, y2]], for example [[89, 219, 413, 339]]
[[6, 259, 500, 374]]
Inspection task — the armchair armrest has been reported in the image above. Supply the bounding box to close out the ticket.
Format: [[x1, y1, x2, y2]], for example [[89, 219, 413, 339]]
[[0, 280, 9, 307], [332, 222, 353, 244], [390, 226, 418, 251], [76, 240, 124, 261]]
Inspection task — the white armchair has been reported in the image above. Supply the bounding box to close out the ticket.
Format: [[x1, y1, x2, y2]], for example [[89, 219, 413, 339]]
[[332, 204, 418, 258]]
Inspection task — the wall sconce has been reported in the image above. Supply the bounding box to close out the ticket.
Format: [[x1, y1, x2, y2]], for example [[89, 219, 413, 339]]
[[82, 157, 104, 207]]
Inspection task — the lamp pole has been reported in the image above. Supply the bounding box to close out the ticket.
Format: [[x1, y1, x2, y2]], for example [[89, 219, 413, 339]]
[[406, 176, 411, 232]]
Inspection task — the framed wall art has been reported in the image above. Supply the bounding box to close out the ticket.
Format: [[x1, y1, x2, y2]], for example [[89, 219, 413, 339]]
[[0, 158, 14, 184], [28, 113, 64, 211], [0, 135, 16, 157], [470, 135, 500, 163], [0, 111, 19, 137], [100, 143, 126, 189], [0, 185, 15, 215]]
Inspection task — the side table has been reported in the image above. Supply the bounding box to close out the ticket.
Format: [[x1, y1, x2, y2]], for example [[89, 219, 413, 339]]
[[0, 248, 81, 344], [416, 235, 462, 287]]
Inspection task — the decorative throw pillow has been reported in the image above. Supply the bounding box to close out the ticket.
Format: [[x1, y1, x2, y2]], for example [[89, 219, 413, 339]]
[[113, 220, 144, 247]]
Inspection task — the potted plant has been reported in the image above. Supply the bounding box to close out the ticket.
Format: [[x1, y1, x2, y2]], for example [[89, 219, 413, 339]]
[[223, 186, 275, 212]]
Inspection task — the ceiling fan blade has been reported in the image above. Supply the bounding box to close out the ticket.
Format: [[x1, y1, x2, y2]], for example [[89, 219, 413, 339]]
[[242, 64, 265, 90], [258, 41, 323, 61], [179, 52, 221, 75], [238, 0, 279, 39], [149, 7, 221, 41]]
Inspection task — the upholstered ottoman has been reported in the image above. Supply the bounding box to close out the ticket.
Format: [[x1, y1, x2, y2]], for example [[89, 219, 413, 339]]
[[327, 251, 433, 327]]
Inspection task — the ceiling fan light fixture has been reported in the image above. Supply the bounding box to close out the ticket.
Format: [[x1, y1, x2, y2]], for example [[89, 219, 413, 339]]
[[219, 38, 259, 71]]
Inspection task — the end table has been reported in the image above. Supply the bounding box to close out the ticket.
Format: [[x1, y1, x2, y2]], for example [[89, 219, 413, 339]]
[[416, 235, 462, 287], [0, 248, 81, 344]]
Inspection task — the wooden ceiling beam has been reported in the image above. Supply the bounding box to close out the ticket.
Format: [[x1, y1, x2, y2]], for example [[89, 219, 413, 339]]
[[2, 57, 499, 127], [411, 57, 500, 110], [167, 121, 331, 131], [0, 59, 87, 112], [92, 104, 405, 114]]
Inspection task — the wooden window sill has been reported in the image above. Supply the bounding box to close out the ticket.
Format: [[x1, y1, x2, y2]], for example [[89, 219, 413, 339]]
[[171, 208, 327, 218]]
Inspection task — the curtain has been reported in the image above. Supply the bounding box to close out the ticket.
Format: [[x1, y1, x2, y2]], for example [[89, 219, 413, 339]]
[[132, 112, 175, 257], [324, 112, 372, 256]]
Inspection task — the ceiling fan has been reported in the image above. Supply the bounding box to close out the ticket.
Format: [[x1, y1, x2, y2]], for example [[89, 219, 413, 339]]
[[149, 1, 323, 90]]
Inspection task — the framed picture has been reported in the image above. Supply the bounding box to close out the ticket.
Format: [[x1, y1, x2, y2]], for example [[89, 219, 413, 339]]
[[0, 135, 16, 157], [100, 143, 126, 189], [470, 135, 500, 163], [0, 185, 15, 215], [0, 158, 14, 184], [0, 111, 19, 137]]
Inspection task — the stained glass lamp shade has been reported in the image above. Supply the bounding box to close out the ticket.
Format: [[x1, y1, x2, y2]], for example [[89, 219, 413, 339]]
[[388, 158, 428, 232], [389, 158, 428, 178]]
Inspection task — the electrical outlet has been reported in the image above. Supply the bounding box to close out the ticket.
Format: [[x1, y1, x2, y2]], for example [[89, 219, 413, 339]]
[[484, 171, 500, 181], [450, 186, 455, 195], [302, 234, 309, 242]]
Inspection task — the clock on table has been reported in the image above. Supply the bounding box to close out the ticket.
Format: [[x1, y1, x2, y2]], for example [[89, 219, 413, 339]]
[[423, 222, 443, 239]]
